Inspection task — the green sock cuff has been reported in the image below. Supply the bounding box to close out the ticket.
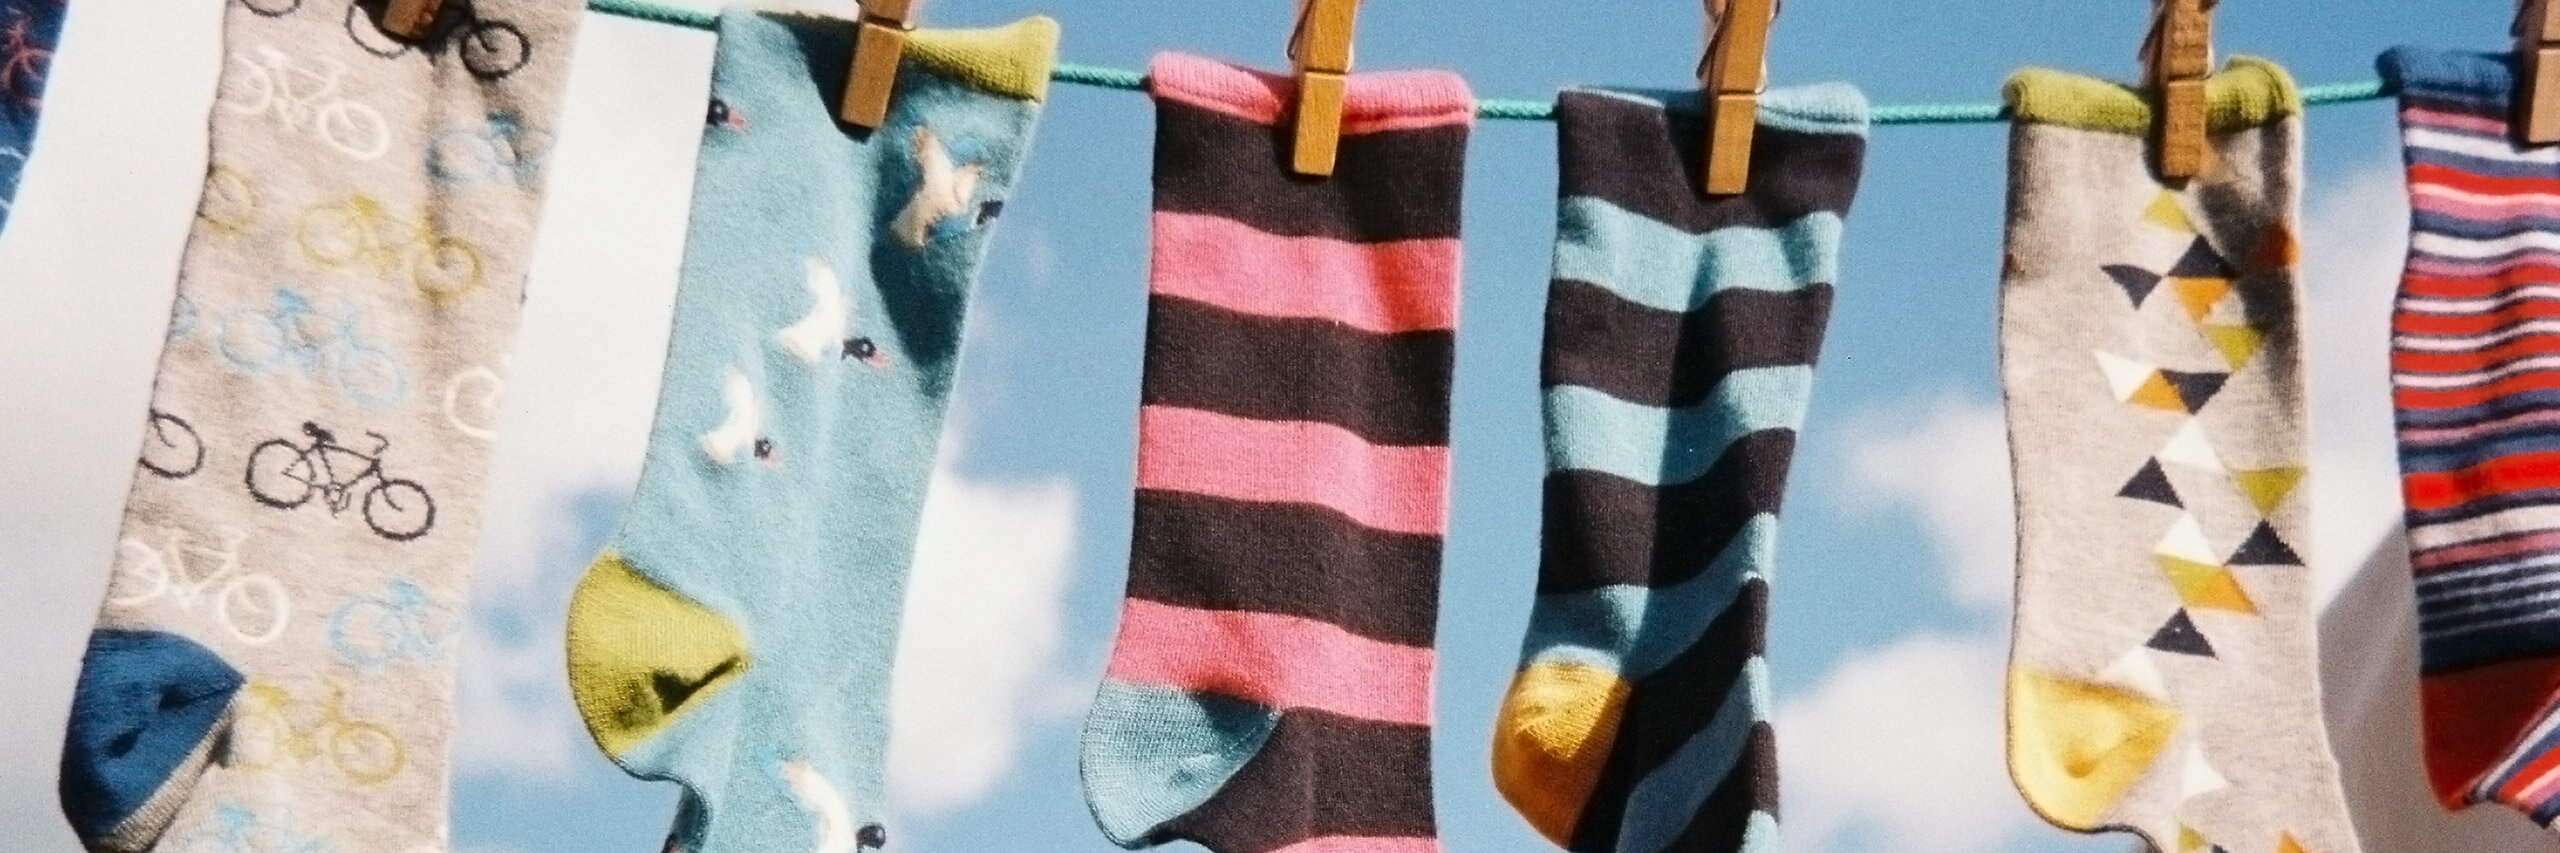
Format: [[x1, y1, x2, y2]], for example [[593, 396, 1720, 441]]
[[2004, 56, 2300, 135], [909, 17, 1061, 102]]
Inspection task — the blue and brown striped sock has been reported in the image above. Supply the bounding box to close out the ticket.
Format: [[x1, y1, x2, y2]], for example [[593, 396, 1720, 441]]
[[1491, 84, 1868, 853]]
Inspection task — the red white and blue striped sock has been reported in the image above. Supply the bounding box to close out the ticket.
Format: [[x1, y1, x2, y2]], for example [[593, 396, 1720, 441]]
[[2388, 46, 2560, 825]]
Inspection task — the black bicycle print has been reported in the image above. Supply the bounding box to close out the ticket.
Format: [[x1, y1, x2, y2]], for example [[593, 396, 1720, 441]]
[[139, 410, 206, 480], [245, 421, 435, 541], [344, 0, 530, 81]]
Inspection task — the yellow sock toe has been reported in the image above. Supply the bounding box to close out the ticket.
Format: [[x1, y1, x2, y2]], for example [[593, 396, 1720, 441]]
[[1491, 660, 1631, 845]]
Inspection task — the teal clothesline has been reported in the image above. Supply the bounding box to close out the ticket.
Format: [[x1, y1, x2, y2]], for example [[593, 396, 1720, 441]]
[[583, 0, 2397, 123]]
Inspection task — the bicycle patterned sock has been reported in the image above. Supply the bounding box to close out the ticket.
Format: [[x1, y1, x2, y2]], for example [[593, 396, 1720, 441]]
[[55, 1, 582, 850], [1491, 84, 1866, 853], [1075, 53, 1469, 853], [560, 12, 1055, 853], [0, 0, 64, 234], [2381, 47, 2560, 828], [1996, 59, 2362, 853]]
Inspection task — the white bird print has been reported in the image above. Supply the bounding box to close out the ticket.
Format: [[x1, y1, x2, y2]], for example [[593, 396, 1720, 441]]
[[777, 258, 847, 363], [699, 368, 761, 466], [891, 128, 982, 248], [782, 760, 857, 853]]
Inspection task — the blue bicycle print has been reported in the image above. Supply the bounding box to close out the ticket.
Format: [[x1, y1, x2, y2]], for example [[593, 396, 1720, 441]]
[[215, 287, 408, 410], [175, 803, 341, 853], [427, 111, 550, 190], [328, 577, 451, 672]]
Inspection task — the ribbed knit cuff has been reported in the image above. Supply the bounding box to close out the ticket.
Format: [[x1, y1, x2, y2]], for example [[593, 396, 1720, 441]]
[[1146, 52, 1474, 134], [2005, 56, 2300, 135], [2381, 47, 2513, 107]]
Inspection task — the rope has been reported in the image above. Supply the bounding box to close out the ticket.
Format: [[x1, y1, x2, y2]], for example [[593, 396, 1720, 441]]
[[587, 0, 2399, 122]]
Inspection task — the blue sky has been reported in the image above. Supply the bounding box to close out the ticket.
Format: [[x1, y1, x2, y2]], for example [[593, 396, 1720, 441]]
[[0, 1, 2550, 852]]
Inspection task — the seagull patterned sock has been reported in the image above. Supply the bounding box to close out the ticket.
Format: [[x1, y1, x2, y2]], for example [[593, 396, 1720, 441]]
[[1996, 59, 2361, 853], [0, 0, 64, 232], [2380, 47, 2560, 827], [54, 2, 581, 851], [1076, 53, 1470, 853], [1491, 83, 1867, 853], [560, 12, 1055, 853]]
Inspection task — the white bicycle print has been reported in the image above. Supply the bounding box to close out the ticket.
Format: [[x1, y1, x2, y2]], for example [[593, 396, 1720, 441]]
[[222, 45, 390, 161], [442, 365, 502, 441], [109, 525, 290, 645]]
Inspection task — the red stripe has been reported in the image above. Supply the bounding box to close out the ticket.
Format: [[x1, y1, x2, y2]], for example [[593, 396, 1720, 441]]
[[1152, 212, 1458, 334], [1103, 599, 1435, 726], [2398, 373, 2560, 409], [2397, 301, 2560, 336], [2395, 338, 2560, 373], [2404, 451, 2560, 510], [1136, 406, 1449, 536], [2407, 269, 2560, 298], [2415, 163, 2560, 199], [2418, 528, 2560, 571]]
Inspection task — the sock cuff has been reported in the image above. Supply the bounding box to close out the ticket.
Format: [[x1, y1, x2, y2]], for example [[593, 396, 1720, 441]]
[[2004, 56, 2300, 135], [1562, 83, 1870, 137], [2381, 47, 2514, 107], [1145, 52, 1474, 134], [733, 11, 1062, 102]]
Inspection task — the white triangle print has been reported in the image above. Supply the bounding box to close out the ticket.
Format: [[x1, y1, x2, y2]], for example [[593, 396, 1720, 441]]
[[2160, 419, 2224, 472], [2156, 515, 2218, 563], [2097, 648, 2170, 701], [2094, 351, 2156, 401], [2181, 746, 2230, 799]]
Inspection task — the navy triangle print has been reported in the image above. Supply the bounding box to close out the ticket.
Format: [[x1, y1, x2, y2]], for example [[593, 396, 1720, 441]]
[[2117, 459, 2183, 508], [2103, 264, 2163, 306], [2147, 610, 2217, 657], [2161, 369, 2229, 412], [2228, 523, 2304, 566], [2168, 237, 2236, 278]]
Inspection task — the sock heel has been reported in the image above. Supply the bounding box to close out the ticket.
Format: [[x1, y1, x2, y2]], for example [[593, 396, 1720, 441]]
[[58, 630, 244, 853], [564, 551, 751, 764], [1078, 682, 1281, 847]]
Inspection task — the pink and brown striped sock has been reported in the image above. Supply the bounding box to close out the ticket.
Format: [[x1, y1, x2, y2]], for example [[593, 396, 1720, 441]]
[[1076, 53, 1471, 853]]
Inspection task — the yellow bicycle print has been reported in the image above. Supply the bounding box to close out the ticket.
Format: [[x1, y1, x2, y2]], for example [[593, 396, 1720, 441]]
[[294, 192, 484, 305], [228, 680, 405, 786]]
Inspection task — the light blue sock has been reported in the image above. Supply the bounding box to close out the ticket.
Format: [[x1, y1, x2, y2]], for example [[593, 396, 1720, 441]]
[[562, 11, 1057, 853]]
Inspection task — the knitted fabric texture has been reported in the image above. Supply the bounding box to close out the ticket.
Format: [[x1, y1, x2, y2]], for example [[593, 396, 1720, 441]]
[[1996, 57, 2362, 853], [1490, 83, 1867, 853], [559, 11, 1054, 853], [2381, 46, 2560, 827], [1076, 52, 1470, 853], [0, 0, 63, 232], [55, 1, 583, 851]]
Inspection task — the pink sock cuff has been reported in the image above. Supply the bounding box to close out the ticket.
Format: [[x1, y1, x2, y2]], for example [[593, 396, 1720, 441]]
[[1146, 52, 1474, 135]]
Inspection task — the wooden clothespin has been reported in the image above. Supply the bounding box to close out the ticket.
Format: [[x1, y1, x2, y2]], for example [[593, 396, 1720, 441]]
[[2140, 0, 2213, 181], [2517, 0, 2560, 144], [378, 0, 444, 41], [1287, 0, 1361, 177], [1699, 0, 1775, 196], [841, 0, 919, 129]]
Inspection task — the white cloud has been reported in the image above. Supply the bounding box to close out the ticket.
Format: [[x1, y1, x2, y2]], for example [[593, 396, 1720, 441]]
[[885, 455, 1080, 817], [2299, 159, 2414, 611], [1835, 394, 2016, 612], [1777, 633, 2038, 853]]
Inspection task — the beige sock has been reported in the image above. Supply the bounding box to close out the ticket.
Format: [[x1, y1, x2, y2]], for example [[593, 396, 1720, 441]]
[[1996, 58, 2362, 853], [56, 2, 582, 850]]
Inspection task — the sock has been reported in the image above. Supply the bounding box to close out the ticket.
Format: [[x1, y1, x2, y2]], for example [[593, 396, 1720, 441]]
[[1491, 84, 1867, 853], [1996, 59, 2361, 853], [1075, 54, 1469, 853], [559, 12, 1056, 853], [56, 2, 580, 850], [0, 0, 64, 232], [2380, 47, 2560, 828]]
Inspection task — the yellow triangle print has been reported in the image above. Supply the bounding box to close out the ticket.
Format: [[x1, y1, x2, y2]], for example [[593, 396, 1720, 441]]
[[2202, 324, 2262, 369], [2179, 826, 2210, 852], [2171, 277, 2233, 323], [2146, 191, 2195, 233], [2131, 373, 2189, 413], [2234, 467, 2306, 516], [2008, 669, 2183, 830], [2278, 832, 2313, 853], [2159, 555, 2259, 614]]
